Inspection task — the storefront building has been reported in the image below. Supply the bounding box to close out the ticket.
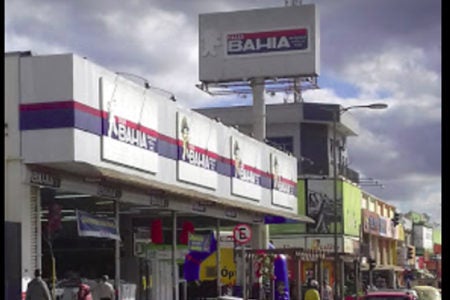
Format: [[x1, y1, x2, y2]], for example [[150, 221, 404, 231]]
[[360, 192, 403, 289], [269, 177, 362, 298], [4, 51, 312, 299]]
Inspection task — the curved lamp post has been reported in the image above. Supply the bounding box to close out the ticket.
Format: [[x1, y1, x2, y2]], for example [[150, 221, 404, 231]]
[[332, 103, 388, 300]]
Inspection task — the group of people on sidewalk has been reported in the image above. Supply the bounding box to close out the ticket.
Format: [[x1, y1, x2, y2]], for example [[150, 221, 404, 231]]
[[25, 269, 116, 300]]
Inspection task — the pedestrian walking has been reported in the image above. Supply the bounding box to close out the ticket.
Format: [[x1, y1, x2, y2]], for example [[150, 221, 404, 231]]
[[93, 275, 115, 300], [77, 280, 93, 300], [321, 280, 333, 300], [304, 279, 321, 300], [25, 269, 52, 300]]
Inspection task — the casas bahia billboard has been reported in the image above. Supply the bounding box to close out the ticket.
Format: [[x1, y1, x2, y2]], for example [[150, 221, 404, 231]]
[[199, 4, 320, 83]]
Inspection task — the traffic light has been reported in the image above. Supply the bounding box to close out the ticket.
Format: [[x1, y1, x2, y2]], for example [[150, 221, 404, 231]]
[[369, 258, 376, 271], [407, 246, 415, 260], [392, 212, 400, 227]]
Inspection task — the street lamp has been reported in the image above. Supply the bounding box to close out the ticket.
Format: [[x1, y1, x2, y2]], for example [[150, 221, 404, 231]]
[[331, 103, 388, 300]]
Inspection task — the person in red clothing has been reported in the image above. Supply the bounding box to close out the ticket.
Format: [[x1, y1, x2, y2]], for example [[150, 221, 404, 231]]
[[77, 280, 93, 300]]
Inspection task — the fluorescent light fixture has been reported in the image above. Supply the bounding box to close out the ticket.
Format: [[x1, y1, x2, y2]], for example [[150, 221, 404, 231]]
[[96, 200, 114, 205], [54, 194, 92, 199]]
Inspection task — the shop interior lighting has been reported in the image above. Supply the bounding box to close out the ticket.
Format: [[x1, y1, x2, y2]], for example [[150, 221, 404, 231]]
[[54, 194, 92, 199], [95, 200, 114, 205]]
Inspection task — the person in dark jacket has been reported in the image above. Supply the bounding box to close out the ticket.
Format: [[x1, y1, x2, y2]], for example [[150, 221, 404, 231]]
[[25, 269, 52, 300]]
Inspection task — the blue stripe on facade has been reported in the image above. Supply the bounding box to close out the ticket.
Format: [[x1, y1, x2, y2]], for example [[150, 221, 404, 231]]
[[20, 107, 280, 190], [75, 110, 103, 135], [261, 175, 272, 189], [20, 109, 75, 130], [217, 160, 232, 177], [157, 139, 178, 160]]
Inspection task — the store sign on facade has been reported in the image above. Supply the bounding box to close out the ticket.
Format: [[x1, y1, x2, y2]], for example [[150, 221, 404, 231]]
[[30, 171, 61, 188], [188, 233, 212, 252], [149, 197, 169, 208], [177, 112, 218, 190], [100, 77, 159, 174], [270, 153, 297, 210], [97, 184, 122, 199], [76, 210, 120, 241], [230, 135, 264, 201], [363, 209, 380, 235]]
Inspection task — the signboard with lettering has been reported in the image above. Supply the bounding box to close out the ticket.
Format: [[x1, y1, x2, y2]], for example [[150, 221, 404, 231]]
[[230, 135, 264, 201], [270, 152, 297, 209], [30, 171, 61, 188], [149, 196, 169, 208], [76, 209, 120, 240], [188, 233, 212, 253], [379, 217, 387, 237], [199, 5, 319, 82], [97, 184, 122, 199], [100, 77, 159, 174], [176, 112, 218, 190], [363, 210, 380, 235]]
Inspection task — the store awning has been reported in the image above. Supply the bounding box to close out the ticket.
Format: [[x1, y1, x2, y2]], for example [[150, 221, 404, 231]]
[[96, 165, 315, 224], [32, 162, 315, 224], [264, 215, 314, 224]]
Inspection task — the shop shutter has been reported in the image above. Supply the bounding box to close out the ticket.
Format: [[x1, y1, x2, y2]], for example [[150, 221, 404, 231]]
[[29, 186, 40, 272]]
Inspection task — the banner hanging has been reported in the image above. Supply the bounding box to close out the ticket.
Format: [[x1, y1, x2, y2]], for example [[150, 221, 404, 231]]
[[76, 210, 120, 241]]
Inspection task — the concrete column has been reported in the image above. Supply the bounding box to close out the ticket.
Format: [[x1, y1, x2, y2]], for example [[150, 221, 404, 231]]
[[172, 212, 179, 300], [115, 200, 121, 299], [250, 78, 268, 250]]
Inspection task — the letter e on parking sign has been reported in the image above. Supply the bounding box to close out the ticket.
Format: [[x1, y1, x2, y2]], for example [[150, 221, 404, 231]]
[[233, 224, 252, 245]]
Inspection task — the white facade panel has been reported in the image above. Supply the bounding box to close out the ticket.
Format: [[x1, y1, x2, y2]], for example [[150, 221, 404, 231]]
[[199, 5, 320, 82], [15, 53, 298, 214], [20, 54, 74, 103], [22, 129, 75, 163]]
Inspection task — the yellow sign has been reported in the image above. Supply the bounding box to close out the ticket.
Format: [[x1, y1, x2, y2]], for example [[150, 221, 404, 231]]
[[199, 248, 236, 285]]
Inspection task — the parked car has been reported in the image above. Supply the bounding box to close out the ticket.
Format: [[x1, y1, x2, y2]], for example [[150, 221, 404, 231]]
[[412, 285, 441, 300], [362, 290, 416, 300]]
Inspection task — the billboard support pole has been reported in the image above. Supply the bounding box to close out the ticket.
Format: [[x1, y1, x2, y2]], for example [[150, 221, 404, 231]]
[[250, 77, 268, 249], [250, 77, 267, 298]]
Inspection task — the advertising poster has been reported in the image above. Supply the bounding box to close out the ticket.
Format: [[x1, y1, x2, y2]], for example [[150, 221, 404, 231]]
[[100, 77, 159, 173], [230, 135, 264, 201], [76, 210, 120, 241], [176, 111, 218, 189], [342, 181, 362, 237], [306, 179, 342, 234], [270, 153, 297, 209]]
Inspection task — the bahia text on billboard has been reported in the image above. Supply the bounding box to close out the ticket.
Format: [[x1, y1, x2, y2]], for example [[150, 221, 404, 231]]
[[226, 28, 308, 56]]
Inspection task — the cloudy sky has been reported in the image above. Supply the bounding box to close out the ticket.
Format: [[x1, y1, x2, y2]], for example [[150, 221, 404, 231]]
[[5, 0, 441, 224]]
